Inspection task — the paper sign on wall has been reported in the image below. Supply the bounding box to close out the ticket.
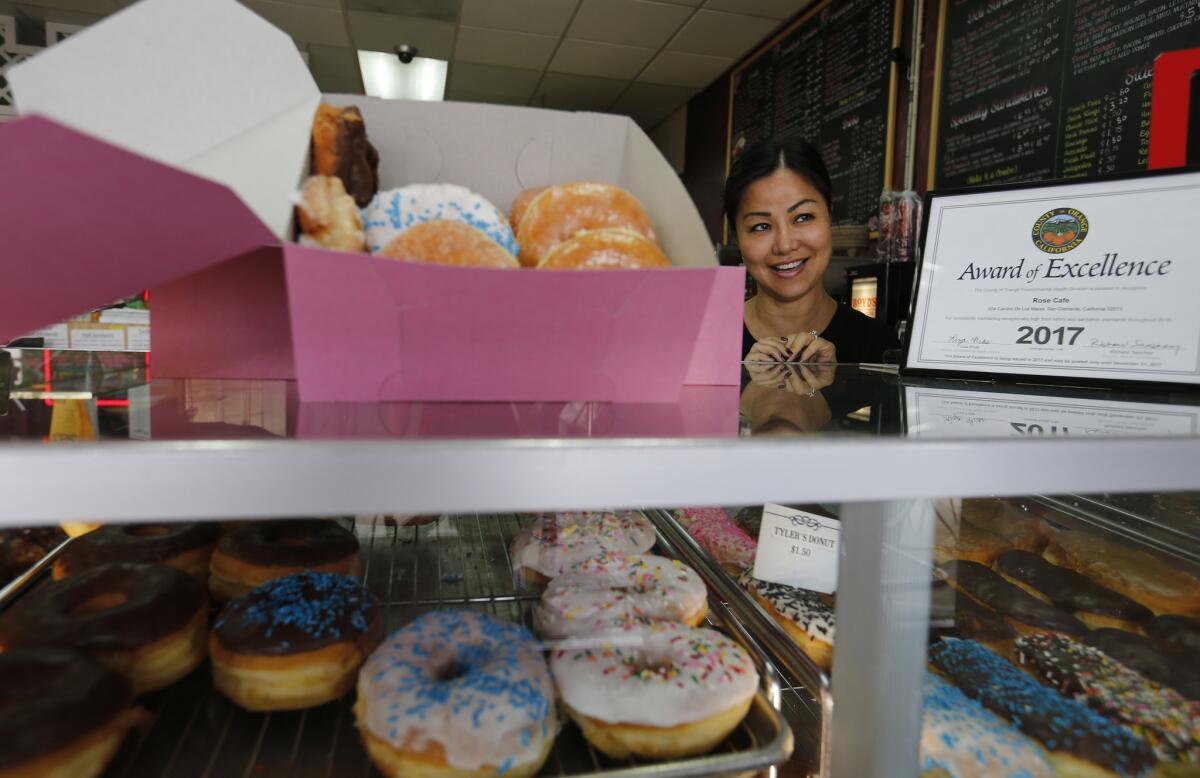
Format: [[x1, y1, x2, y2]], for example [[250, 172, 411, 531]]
[[752, 503, 841, 594]]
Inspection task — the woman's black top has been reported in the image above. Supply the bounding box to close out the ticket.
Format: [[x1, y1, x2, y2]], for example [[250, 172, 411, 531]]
[[741, 301, 896, 363]]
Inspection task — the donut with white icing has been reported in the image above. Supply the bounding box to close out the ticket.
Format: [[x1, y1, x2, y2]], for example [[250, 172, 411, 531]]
[[510, 511, 656, 584], [536, 552, 707, 638], [738, 569, 835, 672], [355, 609, 557, 778], [361, 184, 519, 257], [550, 620, 759, 759]]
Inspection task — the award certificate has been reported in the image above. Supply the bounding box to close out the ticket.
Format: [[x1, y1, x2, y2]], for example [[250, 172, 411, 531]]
[[905, 171, 1200, 386]]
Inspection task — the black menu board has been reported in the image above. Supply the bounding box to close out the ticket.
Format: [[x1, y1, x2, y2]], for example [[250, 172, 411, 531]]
[[932, 0, 1200, 189], [728, 0, 901, 227]]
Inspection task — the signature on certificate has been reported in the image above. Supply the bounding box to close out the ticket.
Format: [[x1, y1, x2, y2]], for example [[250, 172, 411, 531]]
[[1090, 338, 1183, 356], [947, 333, 993, 346]]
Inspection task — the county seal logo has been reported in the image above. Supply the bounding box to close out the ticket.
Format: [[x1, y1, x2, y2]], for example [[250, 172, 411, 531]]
[[1032, 208, 1088, 254]]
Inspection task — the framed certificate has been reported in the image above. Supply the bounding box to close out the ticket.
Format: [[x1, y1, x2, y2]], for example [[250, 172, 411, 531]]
[[903, 168, 1200, 388]]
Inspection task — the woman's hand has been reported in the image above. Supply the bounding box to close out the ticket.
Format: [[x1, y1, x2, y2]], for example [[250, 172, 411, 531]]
[[746, 331, 837, 364], [745, 361, 837, 396]]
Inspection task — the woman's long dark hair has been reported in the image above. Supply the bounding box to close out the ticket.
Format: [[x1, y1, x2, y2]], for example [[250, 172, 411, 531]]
[[723, 138, 833, 238]]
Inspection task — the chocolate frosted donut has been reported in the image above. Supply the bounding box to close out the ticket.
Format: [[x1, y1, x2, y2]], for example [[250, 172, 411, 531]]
[[1146, 614, 1200, 657], [209, 519, 360, 602], [0, 647, 138, 776], [213, 572, 379, 656], [0, 562, 208, 693], [1083, 627, 1200, 701], [928, 579, 1017, 643], [929, 638, 1157, 776], [993, 549, 1151, 629], [937, 560, 1086, 635], [54, 522, 218, 581]]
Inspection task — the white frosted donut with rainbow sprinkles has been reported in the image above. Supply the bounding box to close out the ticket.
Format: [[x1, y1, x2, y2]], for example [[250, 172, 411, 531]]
[[536, 552, 708, 638], [355, 609, 557, 778], [510, 511, 656, 584], [549, 621, 759, 759]]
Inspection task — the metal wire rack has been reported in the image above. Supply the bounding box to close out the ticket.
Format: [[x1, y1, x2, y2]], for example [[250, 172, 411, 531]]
[[0, 513, 794, 778]]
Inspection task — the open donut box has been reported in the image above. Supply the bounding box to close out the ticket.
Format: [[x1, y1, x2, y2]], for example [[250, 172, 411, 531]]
[[0, 0, 743, 403]]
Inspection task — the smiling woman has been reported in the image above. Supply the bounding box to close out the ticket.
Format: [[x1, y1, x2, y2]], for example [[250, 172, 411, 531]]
[[725, 138, 895, 364]]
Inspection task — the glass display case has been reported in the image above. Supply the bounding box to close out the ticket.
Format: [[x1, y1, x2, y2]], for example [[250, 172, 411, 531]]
[[1, 348, 1198, 777]]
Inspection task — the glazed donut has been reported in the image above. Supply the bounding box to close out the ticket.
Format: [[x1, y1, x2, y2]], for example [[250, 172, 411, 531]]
[[295, 175, 367, 252], [209, 519, 360, 602], [509, 185, 548, 232], [509, 511, 656, 585], [536, 552, 707, 638], [738, 570, 835, 672], [211, 572, 381, 711], [0, 647, 142, 778], [362, 183, 518, 256], [675, 507, 757, 575], [550, 620, 759, 759], [537, 227, 670, 270], [378, 220, 519, 268], [0, 562, 208, 694], [310, 103, 379, 207], [53, 521, 218, 582], [516, 182, 657, 267], [355, 609, 557, 778]]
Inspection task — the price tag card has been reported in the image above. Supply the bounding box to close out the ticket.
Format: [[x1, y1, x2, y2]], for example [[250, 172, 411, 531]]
[[905, 170, 1200, 387], [752, 504, 841, 594]]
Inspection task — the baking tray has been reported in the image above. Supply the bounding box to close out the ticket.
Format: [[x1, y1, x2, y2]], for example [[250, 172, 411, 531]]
[[645, 509, 830, 778], [0, 513, 793, 778]]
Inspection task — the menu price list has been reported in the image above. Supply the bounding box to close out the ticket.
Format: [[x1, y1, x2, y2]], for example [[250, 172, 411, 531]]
[[730, 0, 897, 226], [935, 0, 1199, 188]]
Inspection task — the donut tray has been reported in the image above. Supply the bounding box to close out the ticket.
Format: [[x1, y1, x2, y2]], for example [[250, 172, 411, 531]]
[[0, 514, 794, 778]]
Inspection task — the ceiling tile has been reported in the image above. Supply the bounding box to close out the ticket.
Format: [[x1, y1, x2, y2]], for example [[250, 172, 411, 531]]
[[567, 0, 691, 49], [346, 0, 459, 22], [669, 9, 777, 58], [348, 11, 455, 59], [305, 43, 363, 94], [242, 0, 348, 47], [254, 0, 342, 9], [638, 49, 730, 88], [10, 0, 114, 16], [454, 25, 557, 70], [655, 0, 703, 5], [460, 0, 577, 36], [532, 71, 627, 111], [447, 61, 541, 100], [550, 38, 654, 80], [444, 89, 528, 107], [610, 80, 697, 128], [704, 0, 814, 19]]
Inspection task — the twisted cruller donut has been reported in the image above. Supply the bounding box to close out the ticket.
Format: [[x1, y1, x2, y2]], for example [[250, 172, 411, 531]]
[[0, 647, 142, 778], [536, 551, 707, 638], [550, 620, 759, 759], [355, 609, 557, 778]]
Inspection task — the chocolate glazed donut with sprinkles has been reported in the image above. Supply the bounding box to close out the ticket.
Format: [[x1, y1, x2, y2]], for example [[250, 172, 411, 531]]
[[211, 572, 381, 711], [929, 638, 1158, 777], [355, 609, 557, 778]]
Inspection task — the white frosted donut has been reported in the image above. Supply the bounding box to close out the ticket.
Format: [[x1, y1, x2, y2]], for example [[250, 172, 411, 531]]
[[362, 184, 519, 256], [510, 511, 656, 583], [355, 609, 557, 778], [536, 552, 708, 638], [549, 621, 759, 759]]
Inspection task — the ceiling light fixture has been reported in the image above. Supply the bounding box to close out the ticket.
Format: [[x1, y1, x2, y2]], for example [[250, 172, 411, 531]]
[[357, 47, 446, 101]]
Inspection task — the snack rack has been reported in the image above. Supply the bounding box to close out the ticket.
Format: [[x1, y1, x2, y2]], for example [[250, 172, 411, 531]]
[[0, 512, 795, 778]]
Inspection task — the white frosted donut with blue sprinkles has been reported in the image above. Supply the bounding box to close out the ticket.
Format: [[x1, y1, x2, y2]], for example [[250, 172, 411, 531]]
[[362, 184, 519, 256], [355, 609, 557, 778]]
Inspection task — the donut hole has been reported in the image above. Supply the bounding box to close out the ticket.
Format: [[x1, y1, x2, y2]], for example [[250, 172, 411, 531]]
[[434, 661, 467, 683], [68, 592, 128, 617], [126, 525, 171, 537]]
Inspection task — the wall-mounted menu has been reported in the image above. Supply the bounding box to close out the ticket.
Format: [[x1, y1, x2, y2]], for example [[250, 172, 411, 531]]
[[933, 0, 1200, 189], [728, 0, 900, 226]]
